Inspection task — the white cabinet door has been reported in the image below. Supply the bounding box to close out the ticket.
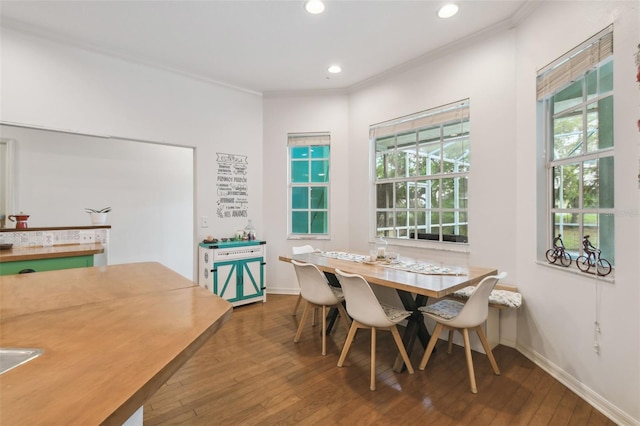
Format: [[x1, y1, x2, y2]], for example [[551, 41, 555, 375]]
[[240, 258, 264, 300], [214, 262, 239, 301]]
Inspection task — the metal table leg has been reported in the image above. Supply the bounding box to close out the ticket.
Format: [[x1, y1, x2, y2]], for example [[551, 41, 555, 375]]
[[393, 291, 432, 372], [325, 272, 341, 334]]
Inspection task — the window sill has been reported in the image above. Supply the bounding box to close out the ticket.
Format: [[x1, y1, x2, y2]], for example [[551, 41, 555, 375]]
[[288, 235, 331, 241], [383, 238, 471, 254], [536, 260, 615, 283]]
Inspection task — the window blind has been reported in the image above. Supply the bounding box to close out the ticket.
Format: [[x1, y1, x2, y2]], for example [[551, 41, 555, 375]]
[[536, 26, 613, 100], [287, 132, 330, 146], [369, 99, 469, 139]]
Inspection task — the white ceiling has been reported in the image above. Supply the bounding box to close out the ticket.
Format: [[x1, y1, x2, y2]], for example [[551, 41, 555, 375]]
[[0, 1, 533, 94]]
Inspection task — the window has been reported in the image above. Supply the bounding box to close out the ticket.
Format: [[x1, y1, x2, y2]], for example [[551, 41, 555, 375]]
[[288, 133, 330, 238], [537, 27, 614, 266], [370, 100, 470, 243]]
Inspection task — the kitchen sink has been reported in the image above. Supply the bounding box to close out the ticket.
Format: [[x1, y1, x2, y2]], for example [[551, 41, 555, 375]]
[[0, 348, 44, 375]]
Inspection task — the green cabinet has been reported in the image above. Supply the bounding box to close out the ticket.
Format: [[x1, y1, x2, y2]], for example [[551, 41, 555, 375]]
[[0, 255, 94, 275]]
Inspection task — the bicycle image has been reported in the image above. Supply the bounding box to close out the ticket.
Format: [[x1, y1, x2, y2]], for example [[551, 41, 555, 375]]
[[545, 234, 572, 267], [576, 235, 612, 276]]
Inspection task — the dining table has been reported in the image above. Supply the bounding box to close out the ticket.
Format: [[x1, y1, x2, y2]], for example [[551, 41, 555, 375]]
[[279, 250, 498, 372]]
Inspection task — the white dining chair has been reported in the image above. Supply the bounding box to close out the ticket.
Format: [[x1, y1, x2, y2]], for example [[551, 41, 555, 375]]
[[291, 260, 351, 356], [418, 272, 507, 394], [334, 268, 414, 391], [291, 245, 316, 316]]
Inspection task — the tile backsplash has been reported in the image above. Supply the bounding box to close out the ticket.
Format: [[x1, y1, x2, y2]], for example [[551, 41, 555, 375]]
[[0, 229, 109, 247]]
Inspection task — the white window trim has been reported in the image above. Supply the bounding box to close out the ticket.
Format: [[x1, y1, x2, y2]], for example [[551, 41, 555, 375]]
[[536, 27, 615, 275], [287, 132, 331, 240], [370, 100, 470, 248]]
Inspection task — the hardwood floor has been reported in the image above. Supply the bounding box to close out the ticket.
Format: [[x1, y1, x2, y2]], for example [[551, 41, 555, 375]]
[[145, 295, 615, 425]]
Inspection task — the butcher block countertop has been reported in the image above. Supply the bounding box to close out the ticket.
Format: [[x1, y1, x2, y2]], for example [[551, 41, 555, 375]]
[[0, 243, 105, 263], [0, 262, 233, 425]]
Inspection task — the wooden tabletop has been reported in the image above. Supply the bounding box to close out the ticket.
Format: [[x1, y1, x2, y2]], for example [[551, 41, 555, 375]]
[[279, 252, 498, 299], [0, 262, 233, 425], [0, 243, 105, 263]]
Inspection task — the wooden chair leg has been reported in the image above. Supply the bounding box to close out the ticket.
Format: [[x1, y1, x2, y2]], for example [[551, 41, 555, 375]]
[[462, 328, 477, 394], [390, 325, 414, 374], [321, 305, 327, 356], [447, 329, 454, 354], [338, 321, 359, 367], [419, 322, 443, 370], [292, 293, 302, 316], [475, 325, 500, 375], [312, 307, 318, 327], [370, 327, 377, 391], [294, 302, 311, 343]]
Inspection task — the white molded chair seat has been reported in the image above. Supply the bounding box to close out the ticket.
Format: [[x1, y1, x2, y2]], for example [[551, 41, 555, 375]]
[[418, 272, 507, 394], [291, 245, 316, 316], [334, 269, 414, 391], [291, 260, 351, 356]]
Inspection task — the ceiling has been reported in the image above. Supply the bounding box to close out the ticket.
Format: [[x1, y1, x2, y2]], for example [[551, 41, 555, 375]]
[[0, 1, 534, 95]]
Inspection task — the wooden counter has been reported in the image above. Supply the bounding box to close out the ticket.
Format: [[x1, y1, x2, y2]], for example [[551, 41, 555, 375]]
[[0, 262, 233, 425], [0, 243, 105, 263], [0, 225, 111, 233]]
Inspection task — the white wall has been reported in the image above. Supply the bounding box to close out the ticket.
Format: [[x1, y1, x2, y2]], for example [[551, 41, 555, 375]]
[[1, 27, 264, 279], [514, 2, 639, 424], [0, 141, 9, 217], [263, 94, 349, 292], [0, 125, 194, 278], [347, 29, 518, 272], [263, 2, 639, 424], [344, 27, 521, 346], [264, 30, 519, 292]]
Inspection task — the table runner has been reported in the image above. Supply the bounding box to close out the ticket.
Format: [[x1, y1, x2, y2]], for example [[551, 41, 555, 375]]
[[320, 251, 459, 276]]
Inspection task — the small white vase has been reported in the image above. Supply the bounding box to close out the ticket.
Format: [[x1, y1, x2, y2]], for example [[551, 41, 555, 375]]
[[90, 212, 108, 225]]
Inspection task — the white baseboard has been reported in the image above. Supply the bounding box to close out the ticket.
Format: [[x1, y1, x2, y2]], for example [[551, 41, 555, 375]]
[[499, 337, 516, 348], [266, 288, 299, 296], [516, 343, 638, 426]]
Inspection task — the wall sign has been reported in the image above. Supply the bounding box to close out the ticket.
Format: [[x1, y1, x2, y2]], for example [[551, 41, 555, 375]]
[[216, 153, 248, 218]]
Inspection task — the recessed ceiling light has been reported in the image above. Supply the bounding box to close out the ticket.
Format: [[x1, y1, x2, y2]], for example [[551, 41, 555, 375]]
[[305, 0, 325, 15], [328, 65, 342, 74], [438, 4, 459, 18]]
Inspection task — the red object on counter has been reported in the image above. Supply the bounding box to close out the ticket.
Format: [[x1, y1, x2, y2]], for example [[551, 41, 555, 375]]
[[8, 214, 30, 229]]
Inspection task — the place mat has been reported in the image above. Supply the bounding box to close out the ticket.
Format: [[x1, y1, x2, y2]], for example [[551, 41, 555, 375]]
[[320, 251, 370, 263], [319, 251, 459, 276], [383, 261, 459, 276]]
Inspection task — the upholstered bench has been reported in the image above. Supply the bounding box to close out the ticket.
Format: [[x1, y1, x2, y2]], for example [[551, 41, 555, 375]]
[[449, 284, 522, 310]]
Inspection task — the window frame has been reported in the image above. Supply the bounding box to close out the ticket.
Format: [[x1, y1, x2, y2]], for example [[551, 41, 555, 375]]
[[287, 133, 331, 240], [537, 28, 615, 270], [370, 100, 470, 246]]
